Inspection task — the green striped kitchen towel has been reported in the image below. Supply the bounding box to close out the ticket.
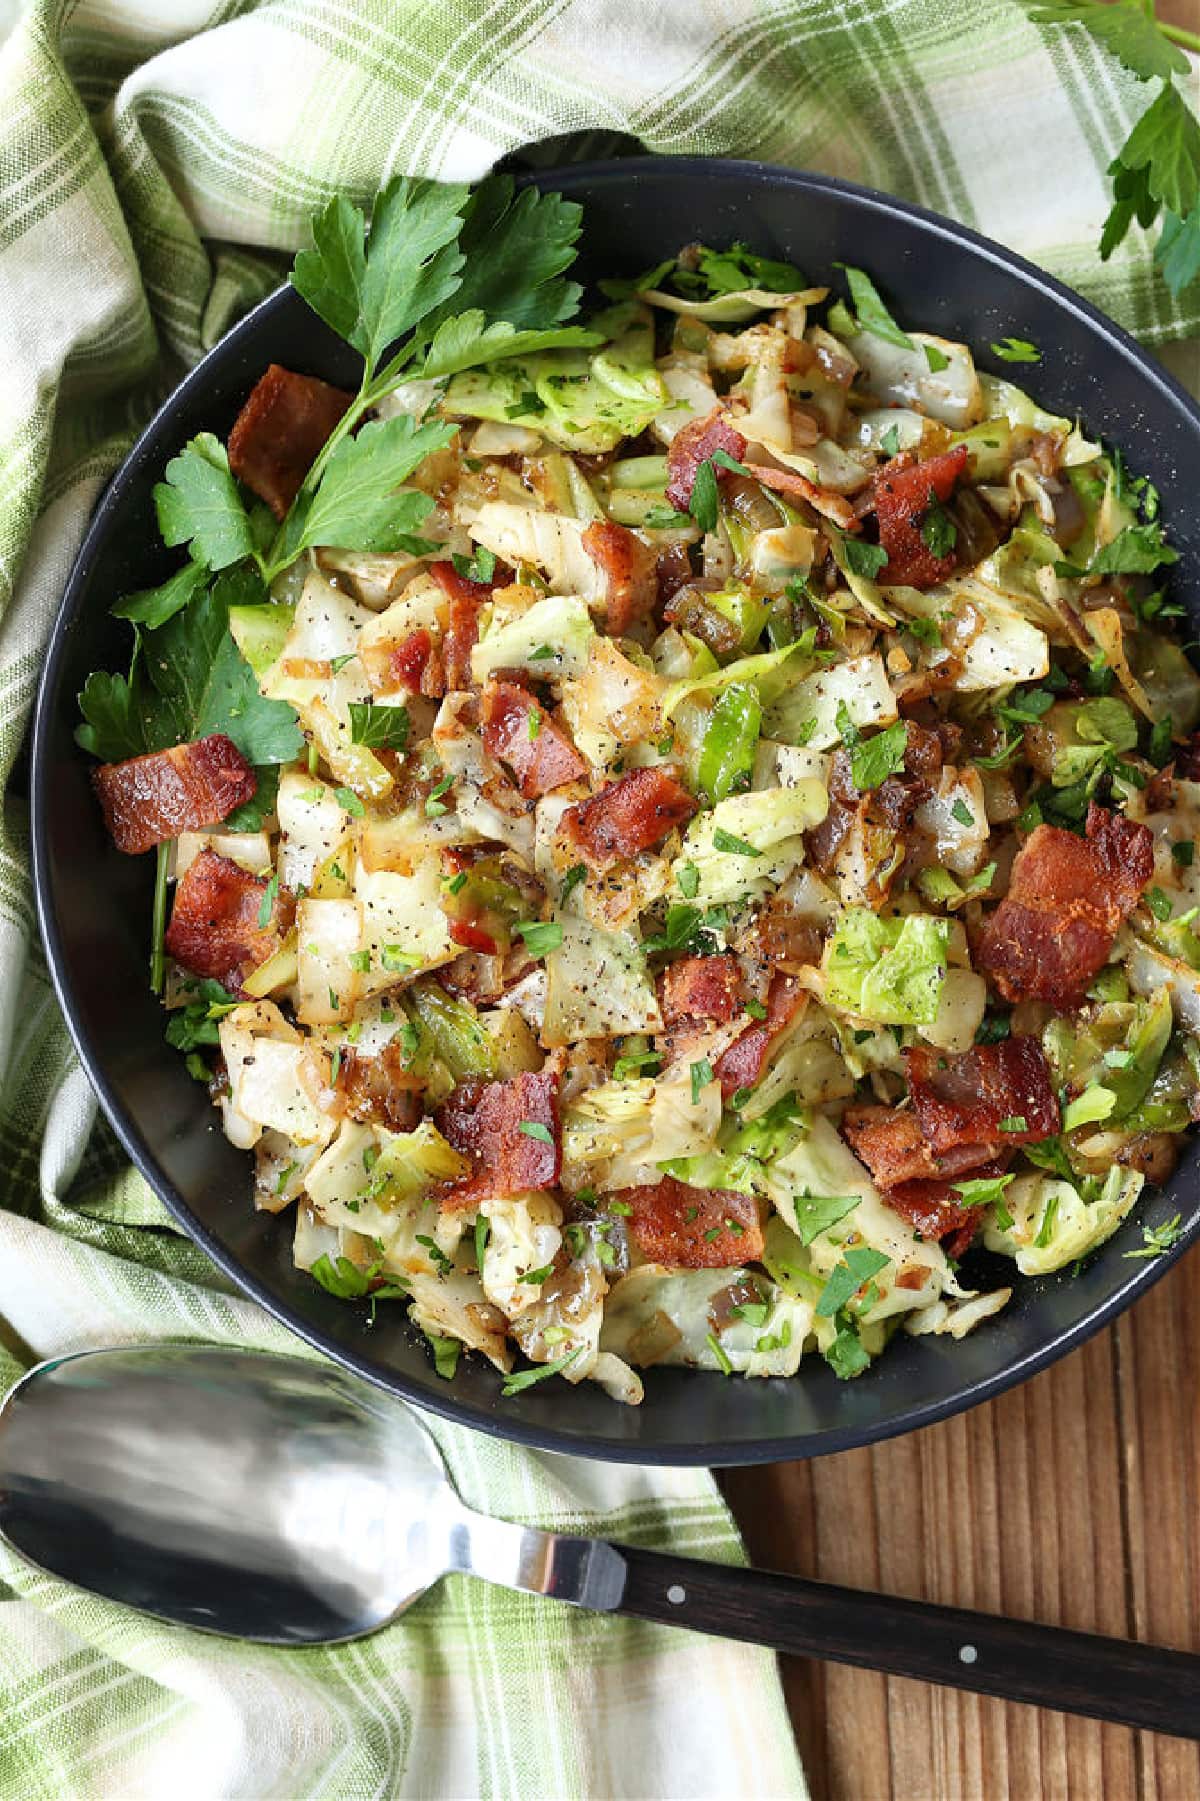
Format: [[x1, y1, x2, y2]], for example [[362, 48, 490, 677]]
[[0, 1, 1195, 1796]]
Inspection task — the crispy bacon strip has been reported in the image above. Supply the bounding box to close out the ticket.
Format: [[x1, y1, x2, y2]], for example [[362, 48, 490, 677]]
[[227, 364, 353, 518], [616, 1175, 764, 1267], [580, 520, 659, 635], [841, 1105, 997, 1189], [883, 1162, 1010, 1259], [93, 735, 257, 856], [747, 461, 858, 531], [430, 561, 499, 690], [372, 627, 445, 699], [870, 444, 968, 588], [164, 848, 291, 995], [437, 1070, 560, 1208], [665, 409, 748, 512], [713, 971, 804, 1100], [481, 680, 588, 799], [660, 953, 742, 1027], [976, 802, 1154, 1006], [905, 1038, 1059, 1154], [564, 767, 696, 872]]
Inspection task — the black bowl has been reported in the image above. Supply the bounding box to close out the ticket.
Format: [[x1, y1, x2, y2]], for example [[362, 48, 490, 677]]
[[31, 158, 1200, 1465]]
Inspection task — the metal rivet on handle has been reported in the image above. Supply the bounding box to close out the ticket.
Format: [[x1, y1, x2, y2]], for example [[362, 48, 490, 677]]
[[959, 1644, 978, 1665], [667, 1584, 686, 1605]]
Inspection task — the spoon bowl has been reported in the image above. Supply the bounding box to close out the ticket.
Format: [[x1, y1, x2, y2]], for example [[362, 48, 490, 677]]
[[0, 1345, 453, 1643]]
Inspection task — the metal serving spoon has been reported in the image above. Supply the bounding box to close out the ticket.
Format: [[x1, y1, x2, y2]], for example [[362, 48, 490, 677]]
[[1, 1344, 1197, 1739]]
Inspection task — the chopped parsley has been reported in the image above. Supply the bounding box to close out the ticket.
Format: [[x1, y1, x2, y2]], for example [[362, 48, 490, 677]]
[[712, 826, 762, 858], [1124, 1214, 1185, 1260], [515, 919, 564, 957], [990, 336, 1041, 363]]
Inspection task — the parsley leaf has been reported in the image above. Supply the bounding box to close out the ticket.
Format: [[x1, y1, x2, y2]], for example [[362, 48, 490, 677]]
[[1088, 523, 1179, 576], [841, 536, 890, 580], [348, 701, 410, 750], [991, 336, 1042, 363], [1124, 1212, 1184, 1259], [154, 434, 255, 572], [309, 1253, 372, 1299], [515, 919, 563, 958], [296, 178, 467, 366], [693, 242, 806, 295], [452, 546, 496, 585], [1114, 81, 1200, 223], [824, 1320, 872, 1380], [500, 1347, 584, 1395], [815, 1246, 889, 1318], [836, 265, 914, 349], [1155, 204, 1200, 293], [77, 583, 303, 769], [792, 1193, 859, 1246], [689, 449, 752, 534], [953, 1172, 1016, 1209], [290, 414, 457, 557], [848, 719, 908, 792], [712, 826, 762, 858], [919, 488, 957, 557], [112, 560, 208, 629]]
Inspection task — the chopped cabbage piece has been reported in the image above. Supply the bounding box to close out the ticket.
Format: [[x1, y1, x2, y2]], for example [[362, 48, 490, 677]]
[[543, 915, 662, 1044], [984, 1167, 1143, 1275], [763, 652, 897, 748], [471, 590, 596, 683], [562, 1064, 721, 1189], [846, 329, 983, 429], [600, 1265, 811, 1376], [823, 909, 950, 1026], [678, 785, 828, 905]]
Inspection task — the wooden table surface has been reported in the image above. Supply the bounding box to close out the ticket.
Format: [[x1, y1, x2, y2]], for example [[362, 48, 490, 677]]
[[723, 6, 1200, 1793]]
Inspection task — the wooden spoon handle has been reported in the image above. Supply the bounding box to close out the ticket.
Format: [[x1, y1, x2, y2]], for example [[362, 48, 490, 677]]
[[611, 1544, 1200, 1740]]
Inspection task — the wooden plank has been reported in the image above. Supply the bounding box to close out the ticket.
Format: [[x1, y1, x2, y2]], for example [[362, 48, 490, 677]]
[[723, 1261, 1200, 1800]]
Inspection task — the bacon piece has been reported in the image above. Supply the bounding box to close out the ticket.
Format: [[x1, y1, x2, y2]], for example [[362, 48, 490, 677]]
[[713, 972, 804, 1100], [581, 520, 658, 635], [480, 681, 588, 799], [437, 1070, 560, 1208], [378, 627, 445, 699], [905, 1038, 1059, 1156], [747, 461, 858, 531], [164, 848, 291, 995], [883, 1161, 1008, 1259], [564, 767, 696, 872], [665, 409, 748, 512], [429, 560, 503, 691], [227, 364, 353, 519], [660, 953, 741, 1027], [616, 1175, 763, 1267], [841, 1105, 997, 1189], [976, 802, 1154, 1006], [428, 559, 499, 608], [870, 444, 968, 589], [93, 735, 257, 856], [338, 1042, 423, 1133]]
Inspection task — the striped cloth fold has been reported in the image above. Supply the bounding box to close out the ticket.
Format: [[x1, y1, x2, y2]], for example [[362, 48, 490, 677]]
[[0, 1, 1195, 1795]]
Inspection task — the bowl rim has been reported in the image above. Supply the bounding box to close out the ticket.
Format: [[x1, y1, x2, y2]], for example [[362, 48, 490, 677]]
[[30, 154, 1200, 1465]]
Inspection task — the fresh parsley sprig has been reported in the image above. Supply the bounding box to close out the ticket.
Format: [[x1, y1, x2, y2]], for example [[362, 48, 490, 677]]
[[1019, 2, 1200, 296]]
